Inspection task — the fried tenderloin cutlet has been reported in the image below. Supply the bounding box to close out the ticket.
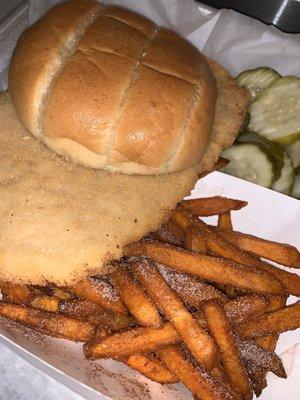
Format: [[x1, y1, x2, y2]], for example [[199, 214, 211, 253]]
[[0, 61, 248, 286]]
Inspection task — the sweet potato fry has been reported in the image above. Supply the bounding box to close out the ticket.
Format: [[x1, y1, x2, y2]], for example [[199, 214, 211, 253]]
[[0, 302, 95, 341], [86, 310, 137, 332], [255, 296, 287, 350], [158, 265, 227, 308], [197, 157, 230, 179], [184, 225, 207, 253], [84, 295, 268, 359], [51, 286, 75, 300], [156, 346, 236, 400], [244, 361, 267, 397], [37, 284, 76, 300], [212, 157, 230, 171], [111, 263, 162, 328], [71, 277, 127, 314], [59, 299, 101, 317], [218, 212, 233, 231], [150, 220, 185, 246], [30, 295, 60, 312], [266, 295, 288, 314], [218, 230, 300, 268], [213, 283, 242, 299], [180, 196, 247, 217], [248, 296, 287, 395], [124, 353, 178, 384], [131, 258, 220, 371], [236, 301, 300, 339], [190, 293, 267, 329], [126, 239, 284, 295], [173, 207, 300, 296], [84, 323, 178, 360], [222, 294, 268, 326], [0, 283, 37, 304], [236, 338, 286, 378], [203, 301, 252, 400]]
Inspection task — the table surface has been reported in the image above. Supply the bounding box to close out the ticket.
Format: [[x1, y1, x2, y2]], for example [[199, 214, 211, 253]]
[[0, 342, 84, 400]]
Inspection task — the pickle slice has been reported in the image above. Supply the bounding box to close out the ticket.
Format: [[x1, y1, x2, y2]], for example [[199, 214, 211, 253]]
[[284, 140, 300, 169], [237, 131, 284, 181], [249, 76, 300, 145], [222, 143, 275, 188], [237, 67, 280, 100], [271, 152, 295, 196]]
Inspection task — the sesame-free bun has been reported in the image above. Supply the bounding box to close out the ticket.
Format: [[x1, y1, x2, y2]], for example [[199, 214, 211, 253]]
[[9, 0, 219, 175]]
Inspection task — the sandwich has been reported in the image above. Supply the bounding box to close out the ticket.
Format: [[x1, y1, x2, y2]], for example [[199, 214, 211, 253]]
[[1, 0, 249, 285]]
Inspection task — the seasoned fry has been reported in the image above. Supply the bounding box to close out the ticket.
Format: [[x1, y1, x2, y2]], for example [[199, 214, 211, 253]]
[[150, 220, 185, 246], [131, 258, 220, 371], [218, 212, 233, 231], [84, 323, 178, 360], [198, 157, 230, 179], [244, 361, 267, 397], [0, 302, 95, 342], [222, 294, 268, 325], [111, 263, 162, 328], [124, 353, 178, 384], [203, 301, 252, 400], [126, 239, 284, 295], [30, 295, 60, 312], [249, 296, 287, 395], [51, 286, 75, 300], [180, 196, 247, 217], [173, 207, 300, 296], [266, 295, 287, 314], [87, 310, 137, 332], [236, 338, 286, 378], [184, 226, 207, 253], [0, 283, 37, 304], [213, 283, 242, 299], [218, 230, 300, 268], [36, 284, 76, 300], [255, 296, 287, 349], [212, 157, 230, 171], [59, 299, 101, 317], [158, 265, 227, 308], [84, 295, 268, 359], [93, 327, 110, 338], [156, 346, 235, 400], [71, 277, 127, 314], [197, 157, 230, 179], [236, 301, 300, 339], [210, 295, 267, 328]]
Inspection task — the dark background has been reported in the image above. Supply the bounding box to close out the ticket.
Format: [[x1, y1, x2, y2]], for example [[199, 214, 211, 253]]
[[198, 0, 300, 33]]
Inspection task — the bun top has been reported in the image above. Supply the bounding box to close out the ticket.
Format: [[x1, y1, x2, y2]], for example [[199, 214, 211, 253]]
[[9, 0, 217, 175]]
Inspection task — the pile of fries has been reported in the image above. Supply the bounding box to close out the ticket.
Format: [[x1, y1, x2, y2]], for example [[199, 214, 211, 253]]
[[0, 195, 300, 400]]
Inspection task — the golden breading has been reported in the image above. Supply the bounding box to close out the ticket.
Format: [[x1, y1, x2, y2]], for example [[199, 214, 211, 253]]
[[199, 59, 250, 172], [0, 59, 248, 285], [0, 93, 199, 285]]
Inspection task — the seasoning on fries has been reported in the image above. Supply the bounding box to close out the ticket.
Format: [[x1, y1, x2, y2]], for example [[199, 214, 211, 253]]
[[203, 300, 253, 400]]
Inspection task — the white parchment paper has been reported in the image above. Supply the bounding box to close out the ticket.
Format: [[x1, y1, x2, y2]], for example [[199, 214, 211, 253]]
[[0, 1, 299, 399]]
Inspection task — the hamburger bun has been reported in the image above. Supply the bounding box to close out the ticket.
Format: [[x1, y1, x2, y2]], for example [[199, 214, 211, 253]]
[[9, 0, 219, 175]]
